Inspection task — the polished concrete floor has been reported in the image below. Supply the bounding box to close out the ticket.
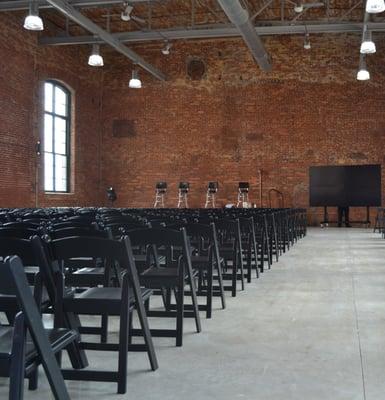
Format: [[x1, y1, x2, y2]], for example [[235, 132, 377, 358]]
[[1, 227, 385, 399]]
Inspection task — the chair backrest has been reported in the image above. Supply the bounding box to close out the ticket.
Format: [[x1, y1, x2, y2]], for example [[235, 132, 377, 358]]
[[126, 227, 191, 270], [0, 236, 58, 305], [49, 236, 135, 277], [0, 256, 71, 400], [184, 222, 221, 265], [49, 221, 93, 230], [2, 221, 41, 229], [49, 227, 106, 240], [0, 227, 40, 239]]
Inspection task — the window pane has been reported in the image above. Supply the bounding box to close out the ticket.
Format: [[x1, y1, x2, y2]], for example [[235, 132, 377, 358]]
[[44, 152, 54, 191], [44, 114, 53, 152], [54, 117, 67, 155], [55, 86, 68, 116], [55, 154, 67, 192], [44, 83, 53, 113]]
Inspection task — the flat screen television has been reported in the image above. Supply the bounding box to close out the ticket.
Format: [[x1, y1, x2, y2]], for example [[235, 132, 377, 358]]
[[309, 164, 381, 207]]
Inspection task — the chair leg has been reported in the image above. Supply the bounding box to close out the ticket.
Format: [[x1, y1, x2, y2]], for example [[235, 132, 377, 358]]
[[186, 264, 202, 333], [117, 310, 129, 394], [128, 311, 133, 345], [64, 312, 89, 370], [247, 246, 252, 283], [231, 260, 237, 297], [28, 369, 39, 391], [101, 315, 108, 343], [239, 249, 245, 291], [9, 318, 27, 400], [176, 283, 184, 347], [216, 260, 226, 309], [206, 263, 213, 319], [135, 299, 158, 370]]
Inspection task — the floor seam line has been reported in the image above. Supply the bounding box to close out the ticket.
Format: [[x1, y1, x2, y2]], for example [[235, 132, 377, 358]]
[[350, 245, 367, 400]]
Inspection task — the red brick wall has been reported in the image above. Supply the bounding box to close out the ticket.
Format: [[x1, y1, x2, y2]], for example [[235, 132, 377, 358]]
[[100, 36, 385, 224], [1, 14, 385, 225], [0, 12, 103, 208]]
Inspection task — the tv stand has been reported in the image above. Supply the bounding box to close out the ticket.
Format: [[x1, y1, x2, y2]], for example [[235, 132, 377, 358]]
[[320, 206, 371, 228]]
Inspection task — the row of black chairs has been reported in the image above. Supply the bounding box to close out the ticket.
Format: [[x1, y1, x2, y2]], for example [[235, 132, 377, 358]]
[[0, 207, 306, 399]]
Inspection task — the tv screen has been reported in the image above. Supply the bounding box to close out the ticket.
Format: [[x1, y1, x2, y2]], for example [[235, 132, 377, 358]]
[[309, 164, 381, 207]]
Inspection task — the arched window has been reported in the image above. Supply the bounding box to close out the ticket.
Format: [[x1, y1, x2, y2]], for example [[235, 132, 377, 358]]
[[43, 80, 71, 192]]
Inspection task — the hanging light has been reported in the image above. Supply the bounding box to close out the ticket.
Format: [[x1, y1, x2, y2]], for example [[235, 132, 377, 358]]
[[129, 69, 142, 88], [366, 0, 385, 13], [88, 44, 104, 67], [23, 0, 44, 31], [360, 30, 376, 54], [357, 57, 370, 81], [121, 3, 134, 21], [161, 41, 172, 55], [294, 3, 304, 12], [303, 37, 311, 49]]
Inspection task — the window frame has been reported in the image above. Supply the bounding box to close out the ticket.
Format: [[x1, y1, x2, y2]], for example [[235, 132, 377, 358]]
[[43, 80, 71, 193]]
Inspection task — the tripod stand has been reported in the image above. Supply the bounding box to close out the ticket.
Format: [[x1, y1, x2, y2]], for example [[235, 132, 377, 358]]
[[237, 189, 249, 208], [205, 190, 216, 208], [177, 189, 188, 208], [154, 189, 166, 208]]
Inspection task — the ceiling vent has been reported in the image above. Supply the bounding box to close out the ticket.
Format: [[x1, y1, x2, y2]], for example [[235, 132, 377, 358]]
[[187, 57, 206, 81]]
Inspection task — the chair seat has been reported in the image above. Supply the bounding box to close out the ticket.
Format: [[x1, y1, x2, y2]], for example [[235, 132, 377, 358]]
[[140, 267, 180, 288], [0, 286, 50, 311], [0, 327, 78, 363], [191, 255, 224, 267], [63, 287, 152, 315], [65, 267, 106, 286]]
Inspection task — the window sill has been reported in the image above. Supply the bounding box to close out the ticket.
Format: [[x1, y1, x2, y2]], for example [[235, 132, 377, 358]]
[[44, 192, 74, 195]]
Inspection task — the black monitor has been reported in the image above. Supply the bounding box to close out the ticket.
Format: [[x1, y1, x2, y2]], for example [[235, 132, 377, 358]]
[[238, 182, 249, 193], [208, 181, 218, 193], [309, 164, 381, 207]]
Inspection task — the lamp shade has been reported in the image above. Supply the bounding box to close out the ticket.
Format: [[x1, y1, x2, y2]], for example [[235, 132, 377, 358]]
[[129, 70, 142, 88], [23, 14, 44, 31], [366, 0, 385, 13], [88, 45, 104, 67], [360, 31, 376, 54]]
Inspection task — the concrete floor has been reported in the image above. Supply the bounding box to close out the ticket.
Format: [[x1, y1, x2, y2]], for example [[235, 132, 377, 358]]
[[1, 227, 385, 399]]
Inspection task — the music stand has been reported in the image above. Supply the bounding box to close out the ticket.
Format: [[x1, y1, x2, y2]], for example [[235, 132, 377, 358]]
[[237, 182, 250, 208], [205, 181, 218, 208], [154, 182, 167, 208], [177, 182, 189, 208]]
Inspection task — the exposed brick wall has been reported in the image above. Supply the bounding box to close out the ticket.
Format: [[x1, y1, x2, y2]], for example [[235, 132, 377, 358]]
[[1, 14, 385, 225], [100, 36, 385, 224], [0, 12, 103, 208]]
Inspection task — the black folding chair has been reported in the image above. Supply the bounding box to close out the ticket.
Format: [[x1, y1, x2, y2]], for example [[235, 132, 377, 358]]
[[49, 235, 158, 394], [0, 256, 83, 400], [184, 222, 226, 318], [126, 227, 202, 346]]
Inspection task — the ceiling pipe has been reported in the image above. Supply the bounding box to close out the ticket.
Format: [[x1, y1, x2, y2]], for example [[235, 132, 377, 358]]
[[216, 0, 272, 71], [45, 0, 166, 81], [39, 22, 385, 46]]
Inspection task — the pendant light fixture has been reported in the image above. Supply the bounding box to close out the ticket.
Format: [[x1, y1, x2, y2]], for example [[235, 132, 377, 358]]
[[129, 69, 142, 88], [88, 44, 104, 67], [356, 56, 370, 81], [365, 0, 385, 13], [360, 30, 376, 54], [23, 0, 44, 31]]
